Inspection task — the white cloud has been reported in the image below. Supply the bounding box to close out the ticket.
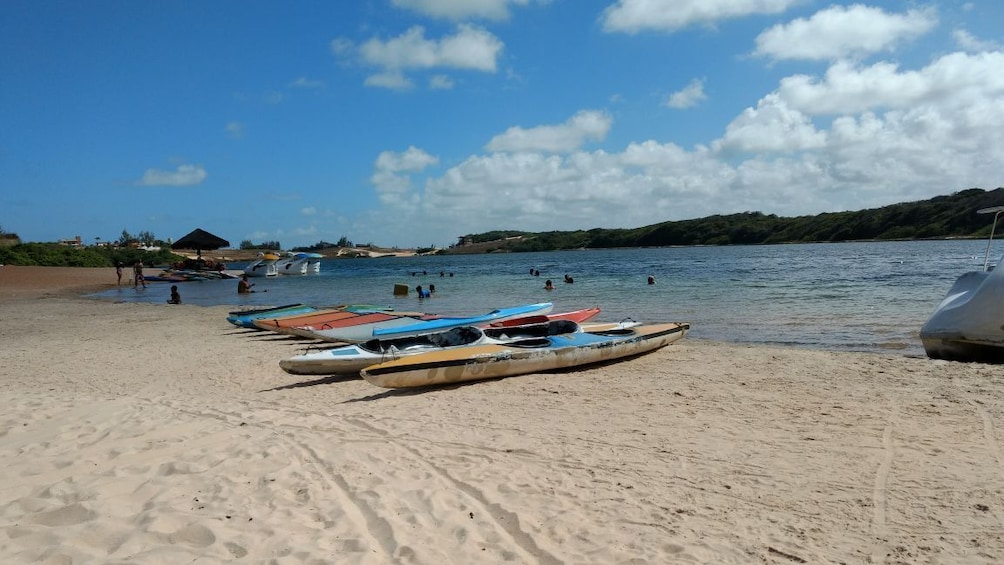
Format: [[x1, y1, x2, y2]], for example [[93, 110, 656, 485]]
[[601, 0, 800, 34], [371, 146, 440, 204], [665, 78, 707, 109], [754, 5, 937, 61], [362, 42, 1004, 245], [776, 52, 1004, 115], [360, 24, 503, 72], [391, 0, 537, 21], [429, 74, 455, 89], [300, 207, 317, 216], [954, 29, 1001, 52], [353, 24, 504, 90], [714, 94, 826, 153], [485, 110, 613, 153], [138, 164, 207, 187]]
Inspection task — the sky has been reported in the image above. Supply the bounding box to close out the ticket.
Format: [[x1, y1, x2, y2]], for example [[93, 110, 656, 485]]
[[2, 0, 1003, 250]]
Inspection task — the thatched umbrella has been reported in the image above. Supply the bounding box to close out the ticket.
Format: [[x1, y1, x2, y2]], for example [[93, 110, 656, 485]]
[[172, 228, 230, 257]]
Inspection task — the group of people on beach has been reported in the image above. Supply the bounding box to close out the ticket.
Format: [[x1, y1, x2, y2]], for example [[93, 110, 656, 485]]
[[116, 261, 147, 289]]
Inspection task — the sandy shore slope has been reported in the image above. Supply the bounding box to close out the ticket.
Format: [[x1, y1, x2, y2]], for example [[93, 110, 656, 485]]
[[1, 266, 1003, 563]]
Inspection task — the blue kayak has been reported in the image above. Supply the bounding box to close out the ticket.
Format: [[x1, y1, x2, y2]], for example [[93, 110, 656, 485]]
[[226, 304, 317, 328], [371, 302, 553, 339]]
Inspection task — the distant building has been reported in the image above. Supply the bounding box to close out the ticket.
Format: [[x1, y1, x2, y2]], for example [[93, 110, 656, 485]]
[[59, 236, 82, 247]]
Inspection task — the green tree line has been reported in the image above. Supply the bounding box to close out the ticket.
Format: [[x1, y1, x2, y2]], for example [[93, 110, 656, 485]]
[[0, 227, 181, 267], [446, 187, 1004, 253]]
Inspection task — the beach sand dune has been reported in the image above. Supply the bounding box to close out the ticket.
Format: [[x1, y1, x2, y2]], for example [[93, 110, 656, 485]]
[[1, 266, 1003, 563]]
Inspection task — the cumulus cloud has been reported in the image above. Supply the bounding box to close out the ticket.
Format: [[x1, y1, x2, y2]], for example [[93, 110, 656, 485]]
[[485, 110, 613, 153], [754, 5, 937, 61], [371, 146, 440, 204], [342, 24, 504, 89], [776, 52, 1004, 115], [364, 42, 1004, 246], [138, 164, 207, 187], [665, 78, 707, 109], [714, 94, 826, 153], [601, 0, 799, 34], [360, 24, 502, 71], [391, 0, 537, 21]]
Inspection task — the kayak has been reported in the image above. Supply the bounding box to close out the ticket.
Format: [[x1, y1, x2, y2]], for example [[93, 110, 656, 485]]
[[226, 303, 317, 328], [361, 322, 689, 388], [251, 305, 399, 334], [370, 302, 554, 339], [288, 311, 436, 342], [280, 319, 584, 376], [488, 306, 600, 327]]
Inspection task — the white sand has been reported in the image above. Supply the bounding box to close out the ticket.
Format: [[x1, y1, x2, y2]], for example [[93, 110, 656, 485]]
[[1, 267, 1003, 563]]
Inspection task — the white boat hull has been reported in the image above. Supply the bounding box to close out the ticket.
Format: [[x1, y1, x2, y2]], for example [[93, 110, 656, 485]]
[[244, 253, 280, 277], [920, 260, 1004, 362], [280, 320, 588, 375]]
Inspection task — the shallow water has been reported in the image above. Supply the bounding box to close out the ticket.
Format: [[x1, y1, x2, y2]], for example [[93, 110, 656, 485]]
[[93, 239, 1003, 357]]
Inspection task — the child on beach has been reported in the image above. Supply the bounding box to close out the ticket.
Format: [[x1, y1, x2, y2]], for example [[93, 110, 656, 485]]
[[167, 285, 181, 304]]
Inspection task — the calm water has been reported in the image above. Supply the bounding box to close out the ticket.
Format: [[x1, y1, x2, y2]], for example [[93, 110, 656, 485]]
[[93, 240, 1003, 357]]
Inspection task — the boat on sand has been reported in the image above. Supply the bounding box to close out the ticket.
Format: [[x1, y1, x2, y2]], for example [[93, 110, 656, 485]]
[[920, 205, 1004, 362], [280, 319, 614, 376], [226, 303, 317, 328], [251, 305, 398, 334], [370, 302, 553, 340], [361, 322, 689, 388]]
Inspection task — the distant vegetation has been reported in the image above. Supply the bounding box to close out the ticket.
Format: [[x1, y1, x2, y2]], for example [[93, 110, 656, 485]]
[[2, 188, 1002, 266], [239, 239, 282, 251], [0, 228, 182, 267], [444, 187, 1004, 254], [0, 242, 181, 268]]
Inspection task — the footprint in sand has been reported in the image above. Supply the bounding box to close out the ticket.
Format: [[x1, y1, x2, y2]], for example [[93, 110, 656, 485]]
[[168, 524, 216, 547], [31, 502, 96, 527]]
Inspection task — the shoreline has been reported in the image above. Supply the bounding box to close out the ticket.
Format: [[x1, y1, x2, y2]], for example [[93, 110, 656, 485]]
[[2, 266, 1003, 562], [0, 265, 158, 301]]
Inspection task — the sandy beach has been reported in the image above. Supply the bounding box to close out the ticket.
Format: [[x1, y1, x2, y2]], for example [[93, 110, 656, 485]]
[[1, 265, 1003, 563]]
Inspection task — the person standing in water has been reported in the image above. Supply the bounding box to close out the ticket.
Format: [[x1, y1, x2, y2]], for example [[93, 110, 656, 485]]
[[238, 274, 255, 294], [133, 261, 146, 288]]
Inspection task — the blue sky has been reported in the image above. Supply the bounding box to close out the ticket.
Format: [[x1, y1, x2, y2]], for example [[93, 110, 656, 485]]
[[2, 0, 1002, 249]]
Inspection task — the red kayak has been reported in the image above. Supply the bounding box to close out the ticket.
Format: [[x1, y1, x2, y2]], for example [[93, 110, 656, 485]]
[[487, 307, 600, 328]]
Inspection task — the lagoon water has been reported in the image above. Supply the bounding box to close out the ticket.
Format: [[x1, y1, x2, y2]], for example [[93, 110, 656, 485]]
[[94, 239, 1003, 358]]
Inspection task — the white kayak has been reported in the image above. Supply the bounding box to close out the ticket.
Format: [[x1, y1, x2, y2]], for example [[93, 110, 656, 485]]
[[279, 319, 585, 376]]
